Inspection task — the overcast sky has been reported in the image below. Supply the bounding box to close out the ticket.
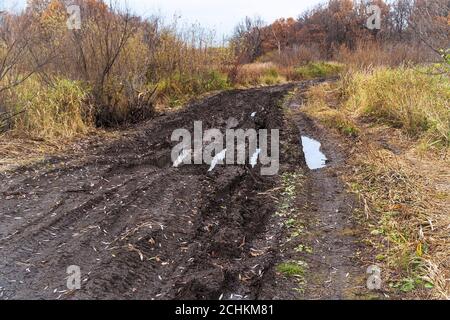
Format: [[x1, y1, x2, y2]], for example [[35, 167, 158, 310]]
[[1, 0, 324, 38]]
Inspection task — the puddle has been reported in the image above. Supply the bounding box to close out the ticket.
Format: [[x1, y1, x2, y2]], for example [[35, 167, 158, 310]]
[[301, 136, 328, 170]]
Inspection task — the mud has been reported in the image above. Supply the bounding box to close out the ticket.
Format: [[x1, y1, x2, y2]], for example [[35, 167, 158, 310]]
[[293, 114, 368, 299], [0, 84, 295, 300], [0, 81, 371, 300], [259, 88, 374, 300]]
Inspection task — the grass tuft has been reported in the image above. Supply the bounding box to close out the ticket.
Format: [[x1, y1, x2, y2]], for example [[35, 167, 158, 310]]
[[303, 82, 360, 137], [277, 262, 306, 277], [342, 67, 450, 145], [8, 78, 92, 140]]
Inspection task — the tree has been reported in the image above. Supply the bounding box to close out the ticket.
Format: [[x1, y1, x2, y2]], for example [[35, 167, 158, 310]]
[[231, 16, 266, 63], [264, 18, 298, 55], [409, 0, 450, 60], [0, 10, 50, 94]]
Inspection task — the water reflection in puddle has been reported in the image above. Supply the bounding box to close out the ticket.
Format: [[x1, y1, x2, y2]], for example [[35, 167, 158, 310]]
[[301, 136, 328, 170]]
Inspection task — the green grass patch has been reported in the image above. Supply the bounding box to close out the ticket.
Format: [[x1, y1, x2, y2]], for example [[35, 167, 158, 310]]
[[259, 67, 286, 85], [294, 62, 344, 80], [277, 262, 306, 277]]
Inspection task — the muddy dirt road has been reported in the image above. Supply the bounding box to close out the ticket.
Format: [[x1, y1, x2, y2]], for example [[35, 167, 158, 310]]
[[0, 82, 369, 300]]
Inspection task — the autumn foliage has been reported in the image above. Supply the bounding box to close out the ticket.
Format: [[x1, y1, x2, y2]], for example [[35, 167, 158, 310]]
[[0, 0, 448, 138], [231, 0, 449, 66]]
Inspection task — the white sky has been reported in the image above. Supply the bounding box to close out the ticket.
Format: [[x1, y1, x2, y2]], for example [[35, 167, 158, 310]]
[[1, 0, 325, 38]]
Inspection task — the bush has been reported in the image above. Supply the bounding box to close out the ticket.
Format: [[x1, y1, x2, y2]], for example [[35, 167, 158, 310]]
[[95, 78, 156, 127], [294, 62, 344, 80]]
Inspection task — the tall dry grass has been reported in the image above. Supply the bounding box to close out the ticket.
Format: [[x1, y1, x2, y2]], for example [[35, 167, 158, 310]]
[[258, 45, 325, 67], [8, 78, 92, 139], [342, 67, 450, 145], [302, 70, 450, 298], [335, 41, 435, 69], [302, 82, 360, 137], [232, 62, 286, 86]]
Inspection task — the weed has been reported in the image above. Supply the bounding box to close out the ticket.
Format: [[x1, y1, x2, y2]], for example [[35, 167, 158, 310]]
[[277, 262, 306, 277], [295, 244, 313, 254], [392, 277, 434, 293]]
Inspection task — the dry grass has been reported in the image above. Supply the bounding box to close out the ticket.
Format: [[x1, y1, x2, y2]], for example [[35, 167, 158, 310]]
[[233, 61, 344, 87], [304, 75, 450, 298], [335, 42, 433, 69], [342, 67, 450, 146], [5, 78, 93, 140], [234, 62, 287, 86], [0, 138, 61, 172], [302, 82, 360, 137], [0, 129, 119, 173], [347, 143, 449, 298]]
